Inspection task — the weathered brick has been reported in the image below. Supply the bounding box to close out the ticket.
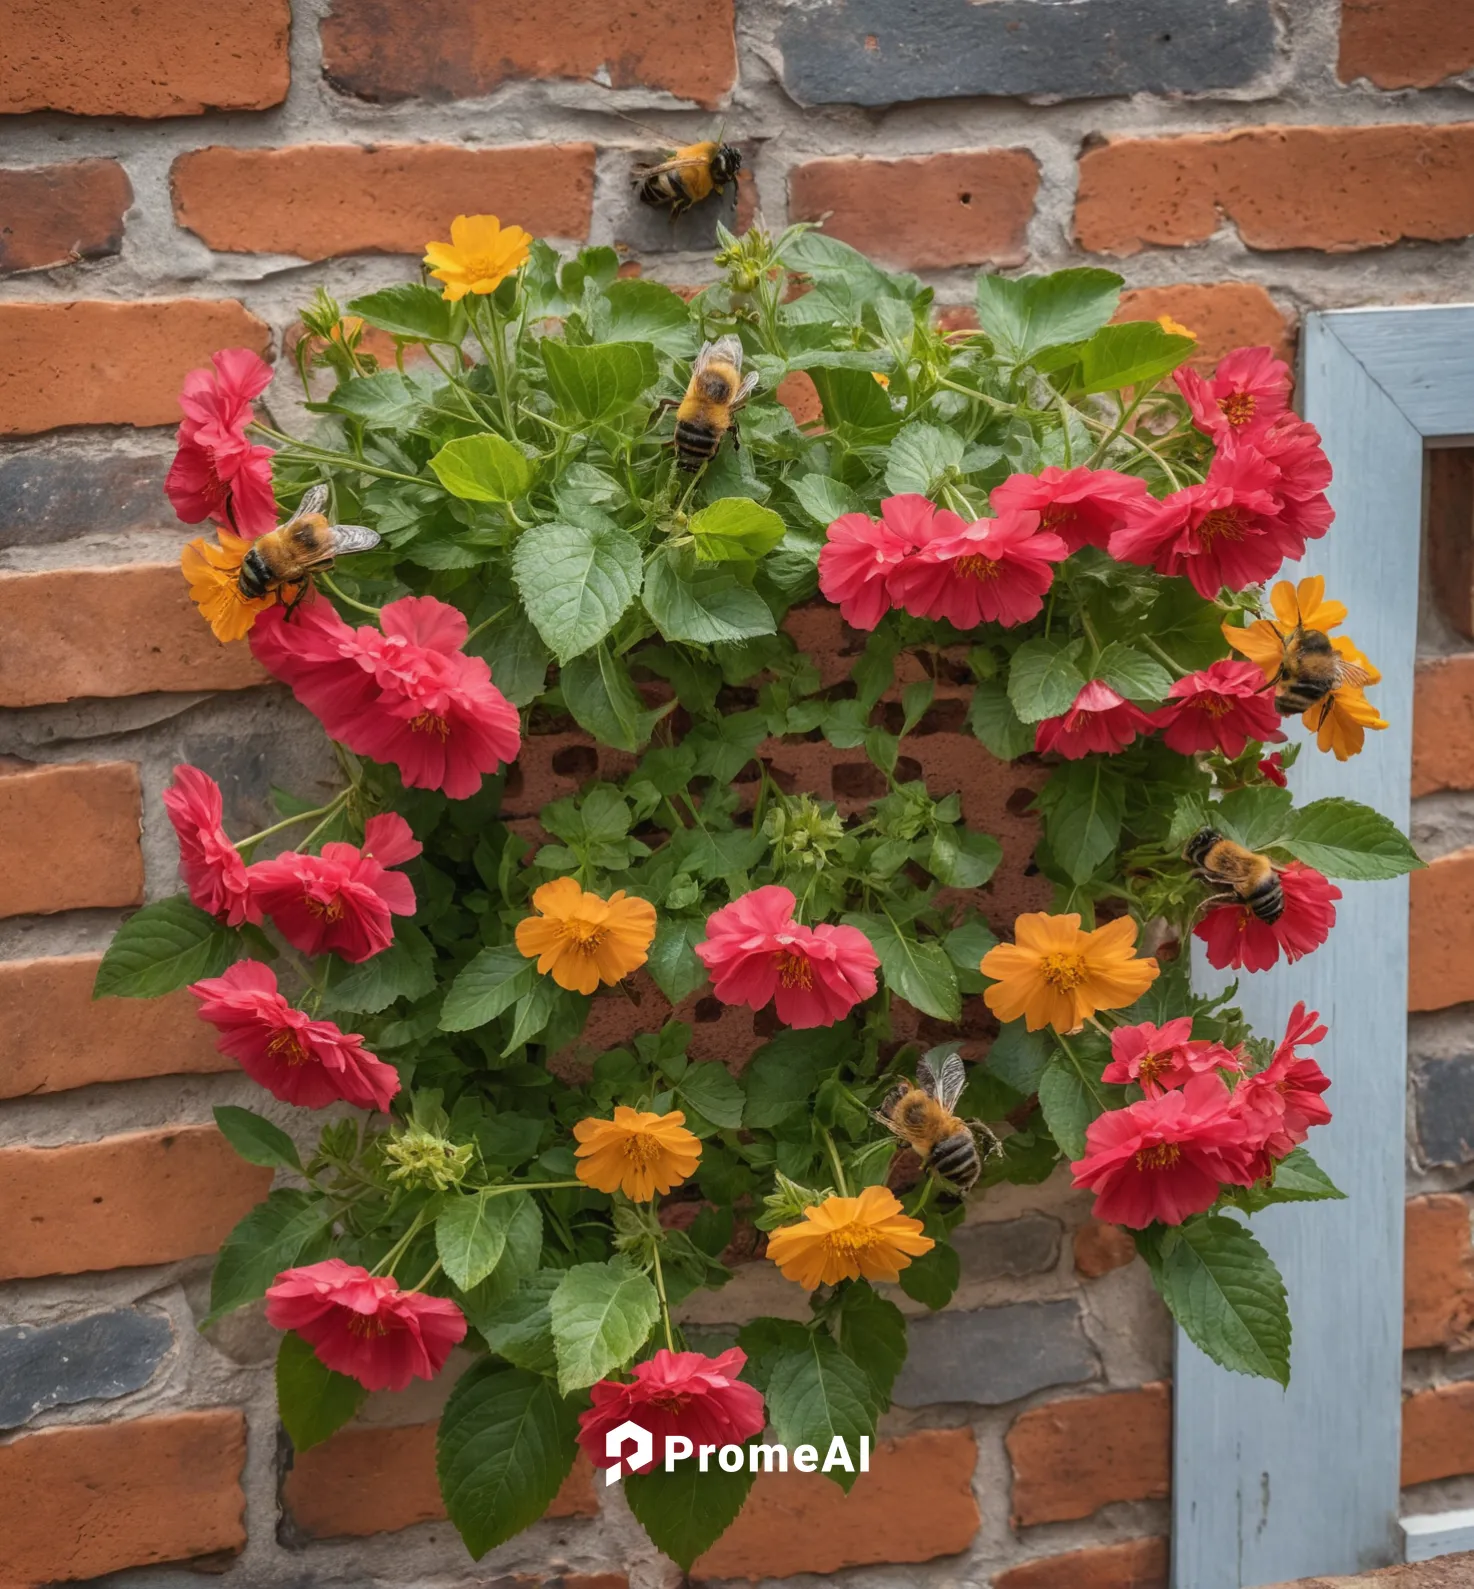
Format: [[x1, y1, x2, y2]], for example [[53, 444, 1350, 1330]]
[[1074, 1220, 1138, 1278], [1338, 0, 1474, 89], [1412, 1055, 1474, 1167], [1405, 1194, 1474, 1349], [1076, 125, 1474, 255], [1264, 1558, 1474, 1589], [775, 372, 823, 429], [1410, 848, 1474, 1012], [0, 1410, 246, 1582], [0, 162, 133, 275], [1403, 1380, 1474, 1486], [893, 1299, 1097, 1407], [0, 1308, 173, 1430], [690, 1429, 979, 1580], [1414, 656, 1474, 796], [0, 0, 289, 116], [171, 144, 596, 260], [1115, 283, 1295, 366], [994, 1537, 1169, 1589], [1426, 451, 1474, 647], [953, 1212, 1061, 1280], [0, 1127, 272, 1280], [1007, 1383, 1171, 1527], [789, 152, 1039, 269], [321, 0, 735, 109], [282, 1423, 596, 1539], [0, 762, 143, 918], [0, 300, 271, 435], [0, 445, 183, 547]]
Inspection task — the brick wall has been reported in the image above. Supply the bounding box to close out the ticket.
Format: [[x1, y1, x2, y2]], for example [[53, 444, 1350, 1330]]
[[2, 1, 1473, 1585]]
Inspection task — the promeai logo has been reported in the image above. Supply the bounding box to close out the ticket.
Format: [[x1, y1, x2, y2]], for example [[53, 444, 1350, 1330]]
[[602, 1421, 871, 1486], [603, 1419, 654, 1485]]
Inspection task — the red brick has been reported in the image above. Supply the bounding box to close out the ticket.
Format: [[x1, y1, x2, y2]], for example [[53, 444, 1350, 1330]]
[[776, 371, 823, 429], [0, 955, 232, 1099], [0, 566, 268, 709], [1427, 452, 1474, 647], [0, 1410, 246, 1584], [994, 1537, 1169, 1589], [283, 1422, 597, 1538], [1405, 1194, 1474, 1350], [1007, 1384, 1171, 1527], [1262, 1558, 1474, 1589], [1409, 848, 1474, 1012], [0, 761, 143, 918], [1115, 283, 1295, 366], [1338, 0, 1474, 88], [0, 161, 133, 274], [1074, 1220, 1138, 1279], [0, 0, 288, 116], [0, 300, 271, 435], [1403, 1380, 1474, 1486], [171, 144, 595, 261], [321, 0, 735, 110], [691, 1429, 979, 1580], [789, 152, 1039, 269], [0, 1126, 272, 1279], [1076, 125, 1474, 255], [1413, 655, 1474, 796]]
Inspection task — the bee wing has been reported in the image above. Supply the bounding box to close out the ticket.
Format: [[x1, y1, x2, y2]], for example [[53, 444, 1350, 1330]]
[[323, 524, 382, 556], [934, 1054, 968, 1113], [695, 334, 744, 376], [733, 371, 760, 407], [280, 483, 330, 530], [633, 153, 714, 181], [1333, 658, 1375, 690], [872, 1109, 909, 1140]]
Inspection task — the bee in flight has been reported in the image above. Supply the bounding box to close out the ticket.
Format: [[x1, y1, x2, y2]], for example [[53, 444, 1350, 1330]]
[[239, 484, 381, 617], [671, 335, 759, 472], [1185, 827, 1283, 924], [633, 139, 742, 219], [1264, 623, 1373, 723], [877, 1053, 998, 1195]]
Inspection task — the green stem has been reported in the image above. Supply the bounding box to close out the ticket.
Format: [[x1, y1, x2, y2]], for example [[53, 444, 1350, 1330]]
[[465, 604, 512, 645], [820, 1128, 851, 1198], [372, 1203, 434, 1278], [909, 1174, 937, 1221], [235, 792, 349, 852], [651, 1240, 676, 1353], [936, 377, 1018, 414], [472, 300, 519, 440], [317, 572, 383, 618], [248, 425, 428, 487], [1084, 384, 1152, 470], [407, 1258, 442, 1294], [942, 483, 981, 521], [1141, 635, 1190, 679], [298, 791, 354, 851], [479, 1179, 584, 1195]]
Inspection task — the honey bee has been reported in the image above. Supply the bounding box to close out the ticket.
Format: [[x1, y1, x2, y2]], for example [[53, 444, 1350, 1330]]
[[1185, 828, 1283, 924], [240, 485, 381, 615], [877, 1053, 998, 1195], [672, 335, 759, 472], [633, 139, 742, 218], [1265, 624, 1372, 719]]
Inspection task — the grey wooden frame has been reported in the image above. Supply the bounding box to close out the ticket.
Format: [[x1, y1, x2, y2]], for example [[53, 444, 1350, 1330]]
[[1174, 305, 1474, 1589]]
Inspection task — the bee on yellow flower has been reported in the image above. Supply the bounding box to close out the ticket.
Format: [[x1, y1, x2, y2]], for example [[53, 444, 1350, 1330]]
[[573, 1107, 702, 1201], [764, 1185, 933, 1290], [180, 530, 277, 643], [980, 912, 1159, 1034], [514, 878, 657, 995], [424, 215, 533, 302]]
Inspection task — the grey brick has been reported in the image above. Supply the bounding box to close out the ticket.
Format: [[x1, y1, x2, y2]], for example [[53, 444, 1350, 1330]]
[[893, 1297, 1097, 1407], [0, 444, 183, 548], [1415, 1056, 1474, 1167], [0, 1308, 173, 1429], [952, 1212, 1061, 1280], [776, 0, 1278, 108]]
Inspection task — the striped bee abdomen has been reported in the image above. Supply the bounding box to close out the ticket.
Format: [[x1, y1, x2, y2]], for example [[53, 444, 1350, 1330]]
[[639, 171, 689, 208], [674, 418, 722, 471], [1244, 873, 1285, 924], [928, 1131, 981, 1190], [238, 547, 272, 599], [1275, 678, 1335, 714]]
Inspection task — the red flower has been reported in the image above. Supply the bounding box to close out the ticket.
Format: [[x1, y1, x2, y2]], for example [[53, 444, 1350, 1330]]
[[165, 348, 278, 539], [695, 884, 879, 1029], [990, 466, 1152, 554], [161, 764, 260, 927], [889, 508, 1068, 629], [1258, 752, 1288, 787], [248, 813, 420, 963], [1232, 1003, 1333, 1172], [189, 960, 399, 1111], [1152, 659, 1285, 758], [251, 596, 521, 800], [265, 1259, 466, 1392], [1195, 861, 1340, 973], [1175, 346, 1292, 443], [1101, 1017, 1242, 1097], [817, 495, 929, 630], [1071, 1073, 1256, 1228], [578, 1347, 766, 1474], [1253, 413, 1335, 548], [1034, 680, 1157, 759]]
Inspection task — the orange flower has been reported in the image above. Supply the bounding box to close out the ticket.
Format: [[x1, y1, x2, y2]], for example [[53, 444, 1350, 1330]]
[[981, 912, 1159, 1034], [573, 1106, 701, 1201], [765, 1185, 934, 1290], [1157, 313, 1197, 341], [181, 530, 275, 642], [1308, 635, 1388, 761], [1224, 575, 1348, 683], [871, 371, 891, 389], [424, 215, 533, 302], [514, 877, 656, 995]]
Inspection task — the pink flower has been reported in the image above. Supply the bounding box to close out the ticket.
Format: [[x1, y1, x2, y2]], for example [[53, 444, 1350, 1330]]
[[1175, 346, 1292, 443], [1258, 752, 1288, 788], [251, 596, 522, 800], [248, 813, 420, 963], [1071, 1073, 1256, 1228], [165, 348, 278, 539], [888, 508, 1068, 629], [1101, 1017, 1242, 1097], [695, 885, 879, 1029], [817, 495, 931, 630], [990, 466, 1152, 554], [1034, 680, 1157, 759], [578, 1347, 767, 1474], [1152, 659, 1285, 758], [189, 960, 399, 1111], [1195, 862, 1341, 973], [265, 1259, 466, 1392], [1254, 414, 1335, 548], [161, 764, 260, 927], [1232, 1004, 1333, 1176]]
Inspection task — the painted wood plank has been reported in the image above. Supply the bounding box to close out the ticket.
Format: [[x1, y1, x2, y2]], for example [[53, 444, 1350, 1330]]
[[1403, 1510, 1474, 1563], [1319, 306, 1474, 439]]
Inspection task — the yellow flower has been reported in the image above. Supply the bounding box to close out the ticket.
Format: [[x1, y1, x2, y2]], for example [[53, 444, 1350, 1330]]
[[514, 877, 656, 995], [1224, 575, 1348, 682], [1308, 635, 1388, 761], [1157, 313, 1197, 341], [573, 1106, 701, 1201], [764, 1185, 933, 1290], [871, 371, 891, 389], [424, 214, 533, 302], [981, 912, 1159, 1034], [180, 530, 276, 643]]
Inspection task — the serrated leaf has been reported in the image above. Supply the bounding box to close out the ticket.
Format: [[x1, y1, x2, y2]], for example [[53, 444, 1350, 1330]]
[[896, 1240, 961, 1311], [1008, 638, 1087, 724], [845, 913, 959, 1022], [685, 709, 767, 783], [646, 917, 709, 1005], [790, 474, 862, 526], [676, 1063, 746, 1131], [968, 677, 1035, 760], [643, 546, 776, 646], [324, 369, 443, 430], [548, 1258, 661, 1395], [213, 1106, 301, 1173], [1078, 322, 1195, 395], [276, 1331, 366, 1452], [502, 977, 557, 1056], [885, 423, 964, 496], [1039, 759, 1127, 884], [626, 1447, 757, 1569], [1157, 1215, 1291, 1385], [1037, 1049, 1128, 1161], [764, 1332, 878, 1492], [441, 945, 535, 1032], [206, 1190, 333, 1327], [437, 1191, 532, 1291], [429, 433, 534, 503], [347, 283, 463, 343], [466, 601, 550, 707], [474, 1271, 560, 1377], [927, 825, 1002, 888], [1093, 641, 1173, 703], [543, 338, 656, 421], [512, 520, 642, 663], [93, 897, 244, 999], [743, 1025, 851, 1130], [1281, 797, 1424, 880], [985, 1021, 1053, 1093], [975, 268, 1123, 363], [1239, 1146, 1346, 1210], [325, 923, 436, 1014], [689, 497, 787, 562], [834, 1283, 908, 1407], [1213, 785, 1294, 851], [561, 645, 668, 753], [600, 279, 698, 357]]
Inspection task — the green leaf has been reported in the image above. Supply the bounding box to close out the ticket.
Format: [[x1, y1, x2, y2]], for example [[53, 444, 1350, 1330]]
[[1281, 797, 1425, 880], [212, 1106, 301, 1173], [676, 1063, 746, 1131], [643, 546, 776, 646], [437, 1191, 533, 1291], [846, 913, 959, 1022], [743, 1025, 851, 1129], [429, 433, 534, 503], [625, 1445, 757, 1570], [441, 945, 535, 1032], [790, 474, 862, 526], [502, 977, 557, 1056], [1078, 322, 1195, 395], [325, 923, 436, 1014], [347, 283, 462, 343], [985, 1021, 1053, 1093], [764, 1331, 878, 1492], [543, 338, 656, 421], [276, 1331, 366, 1452], [689, 497, 787, 562], [885, 423, 964, 496], [646, 917, 709, 1004], [207, 1190, 332, 1326], [1038, 759, 1127, 884], [474, 1271, 560, 1376], [896, 1240, 961, 1311], [93, 896, 243, 999], [1212, 786, 1293, 851], [456, 1197, 545, 1322], [928, 826, 1002, 889], [968, 677, 1035, 761], [1093, 641, 1173, 703], [513, 519, 642, 664], [1240, 1146, 1346, 1210], [809, 365, 898, 434], [1147, 580, 1233, 673], [1007, 638, 1087, 724], [325, 369, 442, 429], [975, 268, 1124, 362], [1037, 1049, 1128, 1161], [686, 709, 767, 783], [600, 279, 698, 357], [466, 601, 550, 707], [834, 1284, 908, 1406], [1157, 1215, 1291, 1385], [548, 1257, 661, 1395], [562, 645, 667, 753], [437, 1362, 580, 1559]]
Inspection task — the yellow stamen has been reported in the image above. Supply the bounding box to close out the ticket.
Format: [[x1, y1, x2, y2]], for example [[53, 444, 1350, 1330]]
[[304, 896, 345, 922], [826, 1224, 882, 1257], [1134, 1143, 1183, 1171], [776, 950, 813, 989], [1219, 391, 1256, 427], [267, 1029, 311, 1067], [411, 711, 450, 739], [1136, 1051, 1169, 1087], [1197, 508, 1245, 545], [955, 554, 1001, 582], [1039, 951, 1087, 991], [622, 1134, 662, 1166], [346, 1312, 390, 1338]]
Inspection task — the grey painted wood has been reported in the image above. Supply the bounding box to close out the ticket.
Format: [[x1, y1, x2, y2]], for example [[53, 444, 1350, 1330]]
[[1172, 307, 1474, 1587], [1403, 1511, 1474, 1563]]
